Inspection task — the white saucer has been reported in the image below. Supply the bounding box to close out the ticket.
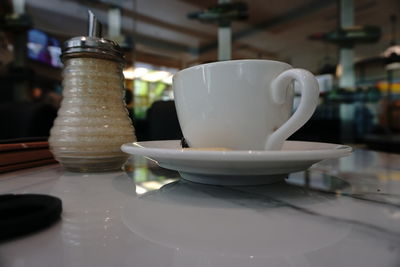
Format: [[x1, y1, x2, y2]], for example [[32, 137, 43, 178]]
[[121, 140, 352, 185]]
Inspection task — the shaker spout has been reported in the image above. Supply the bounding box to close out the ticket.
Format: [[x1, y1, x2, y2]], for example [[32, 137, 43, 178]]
[[88, 10, 102, 38]]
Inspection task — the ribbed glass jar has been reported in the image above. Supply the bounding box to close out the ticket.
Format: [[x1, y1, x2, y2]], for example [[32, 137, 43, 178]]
[[49, 57, 136, 172]]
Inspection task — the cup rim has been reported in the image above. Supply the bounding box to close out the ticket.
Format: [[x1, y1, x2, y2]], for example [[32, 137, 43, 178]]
[[174, 59, 292, 78]]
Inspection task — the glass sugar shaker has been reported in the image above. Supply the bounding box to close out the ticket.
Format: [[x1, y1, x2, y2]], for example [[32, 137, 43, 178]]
[[49, 11, 136, 172]]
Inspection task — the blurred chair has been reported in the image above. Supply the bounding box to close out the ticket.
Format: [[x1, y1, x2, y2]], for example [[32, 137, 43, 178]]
[[0, 102, 36, 139], [289, 104, 341, 144], [146, 100, 183, 141], [0, 102, 57, 140]]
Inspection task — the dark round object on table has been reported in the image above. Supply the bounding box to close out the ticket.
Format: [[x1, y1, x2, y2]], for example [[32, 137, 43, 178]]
[[0, 194, 62, 241]]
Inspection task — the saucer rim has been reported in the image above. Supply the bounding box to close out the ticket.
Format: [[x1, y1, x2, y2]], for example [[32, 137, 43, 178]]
[[121, 140, 352, 162]]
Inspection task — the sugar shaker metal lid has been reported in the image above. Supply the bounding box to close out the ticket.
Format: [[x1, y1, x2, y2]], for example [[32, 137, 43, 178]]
[[62, 10, 124, 61]]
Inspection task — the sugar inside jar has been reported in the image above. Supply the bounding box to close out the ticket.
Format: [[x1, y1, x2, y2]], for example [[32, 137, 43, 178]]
[[49, 11, 136, 172]]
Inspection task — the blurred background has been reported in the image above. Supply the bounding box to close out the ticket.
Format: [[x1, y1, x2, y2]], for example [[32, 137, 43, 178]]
[[0, 0, 399, 152]]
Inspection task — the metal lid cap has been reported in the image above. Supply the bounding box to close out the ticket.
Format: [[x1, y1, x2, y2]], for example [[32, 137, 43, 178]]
[[62, 36, 124, 60], [61, 10, 124, 62]]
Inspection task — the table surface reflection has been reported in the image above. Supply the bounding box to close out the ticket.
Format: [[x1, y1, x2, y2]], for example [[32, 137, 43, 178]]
[[0, 148, 399, 267]]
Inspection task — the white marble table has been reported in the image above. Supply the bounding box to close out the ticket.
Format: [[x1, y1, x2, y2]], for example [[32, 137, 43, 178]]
[[0, 148, 399, 267]]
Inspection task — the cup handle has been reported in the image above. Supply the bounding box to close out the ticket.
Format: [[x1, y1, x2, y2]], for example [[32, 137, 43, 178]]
[[265, 69, 319, 150]]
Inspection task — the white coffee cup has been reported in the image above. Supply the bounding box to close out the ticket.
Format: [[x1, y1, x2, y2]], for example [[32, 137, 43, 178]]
[[173, 59, 319, 150]]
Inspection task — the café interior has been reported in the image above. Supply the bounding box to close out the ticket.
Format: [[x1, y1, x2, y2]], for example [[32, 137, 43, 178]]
[[1, 0, 399, 147], [0, 0, 400, 266]]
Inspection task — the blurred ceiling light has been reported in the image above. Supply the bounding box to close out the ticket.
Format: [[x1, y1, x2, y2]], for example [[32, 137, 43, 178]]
[[162, 74, 173, 85], [123, 67, 149, 80], [141, 71, 170, 82], [383, 45, 400, 70], [123, 67, 135, 79], [383, 45, 400, 58], [134, 67, 150, 78]]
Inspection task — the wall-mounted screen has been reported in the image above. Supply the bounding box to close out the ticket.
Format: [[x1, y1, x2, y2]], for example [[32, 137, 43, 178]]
[[27, 29, 62, 68]]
